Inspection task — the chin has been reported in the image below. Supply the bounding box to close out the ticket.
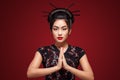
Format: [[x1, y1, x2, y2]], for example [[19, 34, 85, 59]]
[[56, 41, 63, 43], [56, 40, 66, 44]]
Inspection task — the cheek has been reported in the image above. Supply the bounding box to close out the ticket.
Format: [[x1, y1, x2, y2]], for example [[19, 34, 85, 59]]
[[63, 31, 69, 37], [52, 31, 57, 38]]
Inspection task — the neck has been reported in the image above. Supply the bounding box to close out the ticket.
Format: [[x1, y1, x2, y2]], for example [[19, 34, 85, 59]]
[[55, 42, 68, 49]]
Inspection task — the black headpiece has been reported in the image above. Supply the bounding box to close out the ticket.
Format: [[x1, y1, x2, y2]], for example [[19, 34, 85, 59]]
[[43, 3, 80, 30]]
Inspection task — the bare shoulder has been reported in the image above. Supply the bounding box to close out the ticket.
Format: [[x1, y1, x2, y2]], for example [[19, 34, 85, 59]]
[[79, 54, 90, 65], [28, 51, 43, 69], [33, 51, 43, 61], [79, 54, 93, 75]]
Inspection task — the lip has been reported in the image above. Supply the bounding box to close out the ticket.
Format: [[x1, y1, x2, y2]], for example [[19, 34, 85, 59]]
[[57, 37, 63, 40]]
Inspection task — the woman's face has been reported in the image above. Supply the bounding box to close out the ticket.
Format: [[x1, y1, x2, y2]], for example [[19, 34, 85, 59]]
[[52, 19, 71, 43]]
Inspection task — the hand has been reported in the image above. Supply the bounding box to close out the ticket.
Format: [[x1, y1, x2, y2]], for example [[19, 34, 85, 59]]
[[56, 47, 63, 70], [56, 47, 70, 70], [62, 53, 69, 70]]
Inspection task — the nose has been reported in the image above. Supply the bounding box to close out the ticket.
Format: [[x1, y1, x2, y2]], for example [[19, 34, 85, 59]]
[[58, 29, 62, 36]]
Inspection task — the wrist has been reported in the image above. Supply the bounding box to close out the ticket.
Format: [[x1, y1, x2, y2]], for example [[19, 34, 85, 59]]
[[64, 64, 71, 71], [55, 65, 61, 71]]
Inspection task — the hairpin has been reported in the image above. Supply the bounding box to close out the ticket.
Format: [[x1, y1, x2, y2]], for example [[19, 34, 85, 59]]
[[42, 3, 80, 17]]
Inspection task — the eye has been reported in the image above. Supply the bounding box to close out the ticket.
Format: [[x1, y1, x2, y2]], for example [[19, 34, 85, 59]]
[[53, 28, 58, 31], [63, 28, 67, 30]]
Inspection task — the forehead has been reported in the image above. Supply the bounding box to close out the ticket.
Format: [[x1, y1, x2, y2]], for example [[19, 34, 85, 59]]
[[53, 19, 67, 27]]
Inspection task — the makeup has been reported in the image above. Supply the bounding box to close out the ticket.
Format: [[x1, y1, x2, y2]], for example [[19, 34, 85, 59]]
[[57, 37, 63, 40]]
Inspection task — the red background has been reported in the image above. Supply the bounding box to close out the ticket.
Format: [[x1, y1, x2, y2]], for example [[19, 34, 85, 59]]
[[1, 0, 120, 80]]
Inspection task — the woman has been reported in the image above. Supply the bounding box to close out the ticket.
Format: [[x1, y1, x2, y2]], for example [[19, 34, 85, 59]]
[[27, 8, 94, 80]]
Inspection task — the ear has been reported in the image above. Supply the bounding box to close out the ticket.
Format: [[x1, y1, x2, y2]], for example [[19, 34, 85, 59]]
[[69, 29, 72, 35]]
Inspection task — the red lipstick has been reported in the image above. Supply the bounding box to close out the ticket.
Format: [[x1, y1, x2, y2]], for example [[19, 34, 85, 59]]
[[57, 37, 63, 40]]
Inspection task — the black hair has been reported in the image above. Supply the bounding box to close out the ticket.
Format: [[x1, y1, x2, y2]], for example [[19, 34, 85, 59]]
[[48, 8, 74, 30]]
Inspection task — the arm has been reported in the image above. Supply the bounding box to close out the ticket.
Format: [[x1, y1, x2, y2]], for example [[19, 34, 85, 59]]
[[27, 51, 62, 78], [63, 54, 94, 80]]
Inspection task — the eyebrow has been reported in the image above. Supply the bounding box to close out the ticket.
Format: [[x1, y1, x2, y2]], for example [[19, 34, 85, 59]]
[[53, 26, 67, 28]]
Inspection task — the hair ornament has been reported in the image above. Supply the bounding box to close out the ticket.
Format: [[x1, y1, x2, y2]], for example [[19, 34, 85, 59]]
[[42, 3, 80, 29]]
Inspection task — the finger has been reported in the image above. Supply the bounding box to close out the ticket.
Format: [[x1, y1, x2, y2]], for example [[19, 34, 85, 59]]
[[63, 55, 67, 63], [63, 54, 65, 60], [60, 47, 64, 54], [59, 47, 64, 58]]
